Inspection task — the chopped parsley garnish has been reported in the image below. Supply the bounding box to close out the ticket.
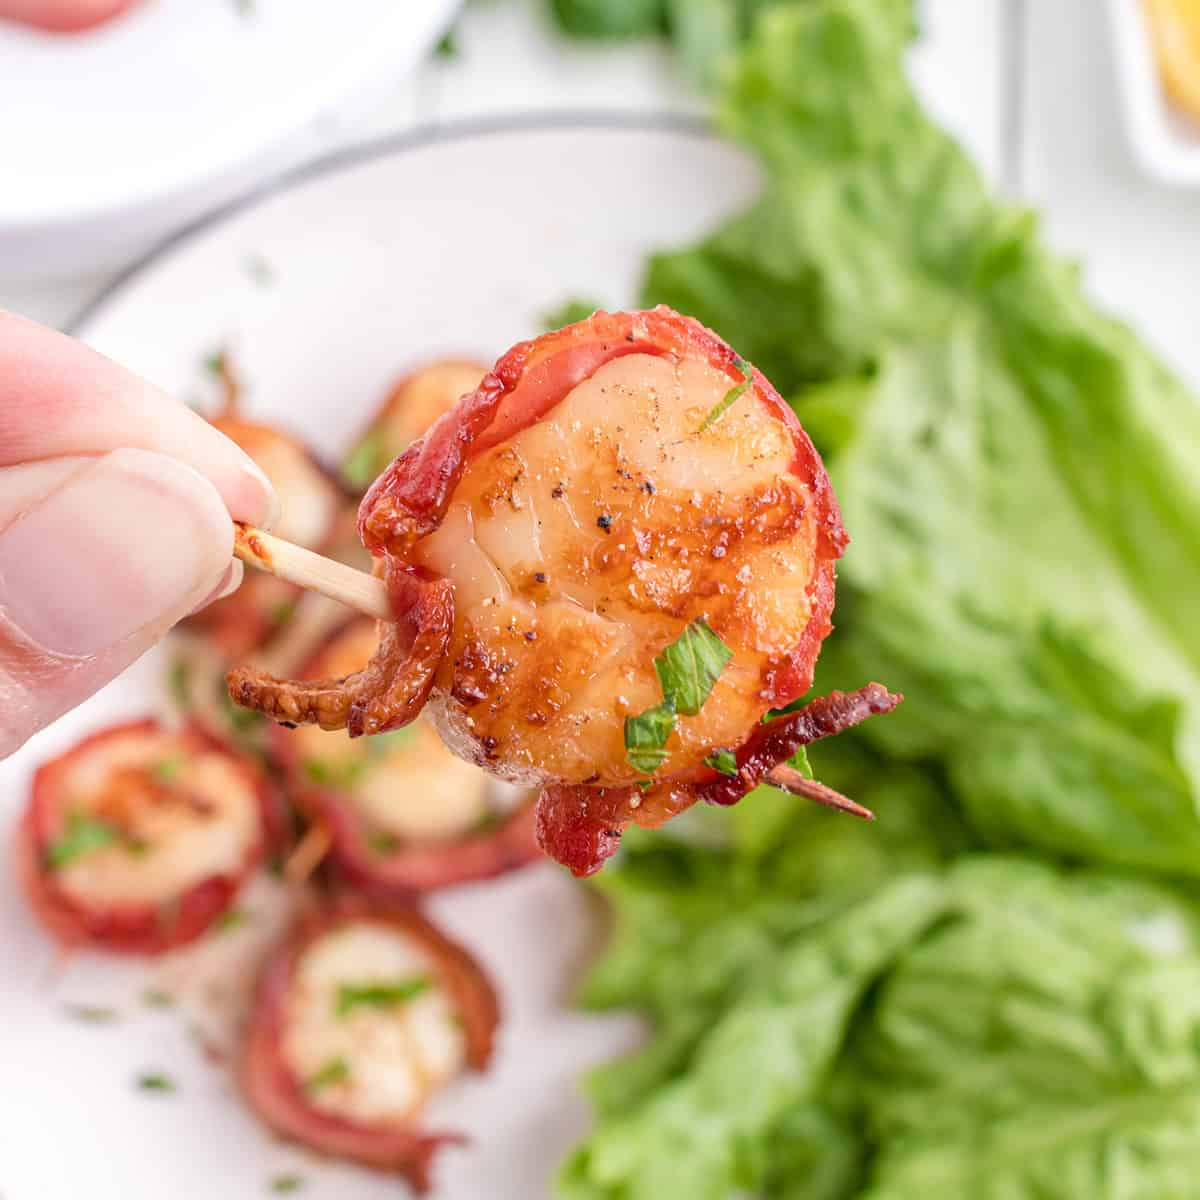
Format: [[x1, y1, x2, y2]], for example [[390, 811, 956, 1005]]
[[214, 907, 251, 934], [137, 1072, 175, 1093], [168, 659, 191, 708], [654, 619, 733, 715], [335, 976, 430, 1018], [698, 357, 753, 431], [343, 431, 385, 491], [625, 621, 733, 776], [367, 830, 400, 856], [305, 1057, 350, 1093], [302, 757, 363, 791], [270, 1176, 304, 1194], [45, 811, 121, 870], [304, 728, 414, 791], [434, 28, 459, 58], [271, 600, 296, 626], [153, 756, 184, 784], [788, 745, 815, 780], [704, 748, 738, 776], [203, 349, 226, 379], [64, 1004, 117, 1024], [367, 726, 418, 757], [142, 989, 174, 1009], [624, 698, 677, 775], [472, 809, 502, 836]]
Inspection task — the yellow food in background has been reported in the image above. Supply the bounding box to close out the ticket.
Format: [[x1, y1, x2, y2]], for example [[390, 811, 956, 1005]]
[[1143, 0, 1200, 122]]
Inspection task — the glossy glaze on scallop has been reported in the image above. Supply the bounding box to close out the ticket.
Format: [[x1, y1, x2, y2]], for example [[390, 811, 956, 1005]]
[[228, 308, 898, 875]]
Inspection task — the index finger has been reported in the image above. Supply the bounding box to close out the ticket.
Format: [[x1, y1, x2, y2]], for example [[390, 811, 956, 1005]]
[[0, 310, 279, 528]]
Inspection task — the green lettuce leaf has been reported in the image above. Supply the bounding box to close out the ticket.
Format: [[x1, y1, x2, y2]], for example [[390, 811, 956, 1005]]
[[642, 0, 1200, 875], [854, 858, 1200, 1198], [560, 874, 948, 1200]]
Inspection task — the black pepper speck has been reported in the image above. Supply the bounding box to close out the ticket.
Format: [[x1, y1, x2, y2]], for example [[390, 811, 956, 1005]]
[[597, 514, 613, 531]]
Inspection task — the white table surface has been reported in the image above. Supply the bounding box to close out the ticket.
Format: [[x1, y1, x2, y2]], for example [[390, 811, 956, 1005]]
[[2, 0, 1198, 394]]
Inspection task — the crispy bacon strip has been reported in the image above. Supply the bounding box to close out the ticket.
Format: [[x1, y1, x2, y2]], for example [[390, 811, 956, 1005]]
[[239, 902, 497, 1192], [536, 684, 901, 877], [226, 562, 451, 737], [15, 719, 284, 953], [228, 308, 896, 876]]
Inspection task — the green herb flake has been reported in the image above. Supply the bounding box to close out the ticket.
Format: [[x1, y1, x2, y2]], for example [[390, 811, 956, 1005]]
[[168, 659, 192, 708], [704, 748, 738, 777], [269, 1176, 304, 1195], [367, 830, 399, 856], [433, 28, 459, 58], [343, 431, 385, 491], [304, 1057, 350, 1093], [203, 349, 226, 379], [788, 745, 814, 780], [698, 358, 752, 432], [654, 620, 733, 715], [137, 1072, 175, 1093], [63, 1004, 118, 1024], [46, 811, 121, 870], [335, 976, 431, 1018], [624, 698, 677, 775], [366, 726, 418, 758], [214, 907, 251, 934], [471, 809, 502, 836], [270, 600, 296, 627], [153, 756, 184, 785], [142, 989, 175, 1009]]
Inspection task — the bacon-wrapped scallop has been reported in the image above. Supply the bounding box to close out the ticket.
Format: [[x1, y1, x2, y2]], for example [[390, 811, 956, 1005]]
[[342, 361, 488, 494], [16, 719, 283, 953], [275, 618, 538, 894], [239, 902, 497, 1192], [229, 308, 899, 876], [188, 414, 346, 658]]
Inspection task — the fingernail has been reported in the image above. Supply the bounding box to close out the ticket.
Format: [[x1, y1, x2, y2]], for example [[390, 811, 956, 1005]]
[[240, 458, 281, 531], [189, 558, 243, 615], [0, 448, 232, 657]]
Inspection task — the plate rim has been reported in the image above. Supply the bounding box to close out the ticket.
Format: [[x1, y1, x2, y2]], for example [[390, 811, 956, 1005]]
[[67, 110, 714, 337]]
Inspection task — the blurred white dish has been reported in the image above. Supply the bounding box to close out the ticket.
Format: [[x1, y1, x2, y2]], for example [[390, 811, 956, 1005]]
[[0, 117, 760, 1200], [0, 0, 458, 278], [1108, 0, 1200, 183]]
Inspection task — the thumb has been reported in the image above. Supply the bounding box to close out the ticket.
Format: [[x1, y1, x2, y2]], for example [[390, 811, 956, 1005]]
[[0, 448, 235, 757]]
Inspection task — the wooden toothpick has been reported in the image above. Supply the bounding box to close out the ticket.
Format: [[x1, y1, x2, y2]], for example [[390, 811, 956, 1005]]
[[232, 522, 390, 622]]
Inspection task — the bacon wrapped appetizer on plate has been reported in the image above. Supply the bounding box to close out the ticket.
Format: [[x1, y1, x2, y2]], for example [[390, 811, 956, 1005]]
[[239, 901, 497, 1192], [16, 719, 284, 953], [274, 618, 538, 894], [186, 374, 346, 658], [228, 308, 900, 876], [342, 361, 488, 494]]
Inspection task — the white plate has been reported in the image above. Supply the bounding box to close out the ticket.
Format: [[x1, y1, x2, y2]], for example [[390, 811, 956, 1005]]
[[0, 117, 761, 1200], [1107, 0, 1200, 184], [0, 0, 459, 278]]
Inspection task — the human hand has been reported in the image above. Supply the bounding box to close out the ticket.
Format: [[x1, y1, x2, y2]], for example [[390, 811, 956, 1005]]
[[0, 0, 139, 32], [0, 310, 279, 757]]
